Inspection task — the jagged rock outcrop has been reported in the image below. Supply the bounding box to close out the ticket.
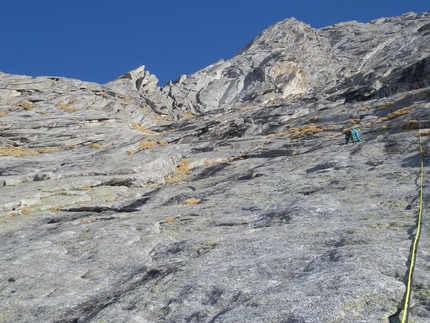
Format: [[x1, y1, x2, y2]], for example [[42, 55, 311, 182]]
[[1, 10, 430, 323], [125, 11, 430, 114]]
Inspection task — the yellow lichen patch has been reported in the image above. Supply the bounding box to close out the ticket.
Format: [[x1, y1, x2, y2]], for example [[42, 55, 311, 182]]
[[359, 106, 372, 111], [174, 159, 190, 175], [419, 129, 430, 136], [15, 101, 33, 110], [381, 106, 414, 121], [287, 123, 323, 138], [180, 110, 194, 118], [163, 159, 190, 184], [132, 123, 159, 136], [198, 159, 224, 168], [2, 212, 20, 218], [165, 175, 181, 183], [0, 146, 62, 156], [89, 143, 103, 149], [36, 147, 63, 153], [134, 139, 168, 152], [20, 207, 32, 215], [346, 119, 361, 125], [94, 90, 106, 96], [362, 105, 415, 128], [105, 195, 120, 203], [49, 206, 64, 212], [266, 131, 289, 138], [183, 198, 202, 205], [266, 123, 323, 138], [138, 140, 157, 150], [329, 133, 343, 140], [403, 120, 419, 130], [57, 103, 79, 113], [361, 120, 377, 127], [267, 124, 323, 139], [150, 113, 165, 124], [376, 101, 394, 109]]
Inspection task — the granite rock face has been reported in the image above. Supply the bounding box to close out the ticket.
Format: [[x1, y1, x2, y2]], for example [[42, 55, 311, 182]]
[[140, 11, 430, 114], [1, 10, 430, 323]]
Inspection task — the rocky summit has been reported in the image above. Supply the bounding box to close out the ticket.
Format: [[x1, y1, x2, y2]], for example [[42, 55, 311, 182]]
[[1, 10, 430, 323]]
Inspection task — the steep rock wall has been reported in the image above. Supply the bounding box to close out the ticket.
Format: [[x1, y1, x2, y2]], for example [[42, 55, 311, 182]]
[[1, 10, 430, 323]]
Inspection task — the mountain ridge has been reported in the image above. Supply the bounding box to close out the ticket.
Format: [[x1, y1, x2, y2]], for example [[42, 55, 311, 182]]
[[99, 10, 430, 120]]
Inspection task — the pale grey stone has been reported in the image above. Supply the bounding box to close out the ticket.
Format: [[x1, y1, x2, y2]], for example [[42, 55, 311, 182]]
[[1, 10, 430, 323], [0, 89, 21, 102]]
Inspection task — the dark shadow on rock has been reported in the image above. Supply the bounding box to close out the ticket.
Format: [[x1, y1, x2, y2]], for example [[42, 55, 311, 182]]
[[337, 56, 430, 103], [298, 189, 319, 195], [162, 195, 191, 206], [186, 310, 209, 323], [153, 241, 190, 260], [252, 210, 291, 228], [401, 154, 421, 168], [349, 143, 363, 155], [189, 163, 230, 182], [244, 149, 296, 159], [206, 290, 252, 323], [385, 139, 403, 154], [241, 206, 262, 212], [202, 288, 224, 306], [211, 218, 251, 227], [191, 146, 214, 153], [388, 309, 402, 323], [208, 307, 235, 323], [104, 189, 160, 212], [328, 249, 342, 262], [53, 265, 179, 323], [119, 195, 153, 210], [306, 161, 337, 173], [46, 212, 95, 224], [66, 206, 139, 213]]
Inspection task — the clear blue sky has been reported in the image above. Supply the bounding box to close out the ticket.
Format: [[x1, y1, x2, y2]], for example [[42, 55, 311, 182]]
[[1, 1, 428, 86]]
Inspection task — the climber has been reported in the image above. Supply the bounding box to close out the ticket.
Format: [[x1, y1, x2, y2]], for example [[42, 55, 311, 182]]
[[352, 127, 362, 142], [345, 128, 354, 144], [345, 128, 362, 144]]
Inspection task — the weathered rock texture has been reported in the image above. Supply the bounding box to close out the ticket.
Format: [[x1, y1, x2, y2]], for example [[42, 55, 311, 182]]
[[1, 10, 430, 323]]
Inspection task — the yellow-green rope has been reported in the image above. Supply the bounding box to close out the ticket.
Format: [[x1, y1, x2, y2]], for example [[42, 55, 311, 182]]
[[401, 131, 424, 323]]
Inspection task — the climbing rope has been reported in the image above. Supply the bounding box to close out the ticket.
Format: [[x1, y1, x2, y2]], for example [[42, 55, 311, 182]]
[[401, 131, 425, 323]]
